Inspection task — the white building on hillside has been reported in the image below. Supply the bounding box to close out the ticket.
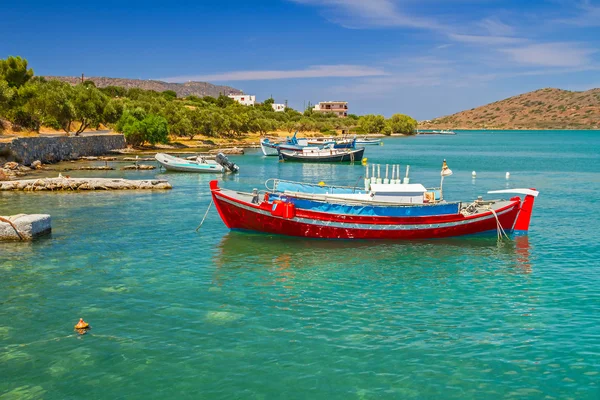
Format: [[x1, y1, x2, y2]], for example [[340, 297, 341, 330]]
[[313, 101, 348, 117], [272, 103, 285, 112], [228, 94, 256, 106]]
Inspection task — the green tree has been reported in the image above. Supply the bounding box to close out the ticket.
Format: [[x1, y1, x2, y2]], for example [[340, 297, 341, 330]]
[[139, 114, 169, 145], [102, 99, 124, 124], [0, 56, 34, 88], [259, 97, 275, 112], [0, 80, 14, 115], [358, 114, 386, 134], [387, 113, 417, 135], [162, 90, 177, 100], [117, 110, 168, 146], [100, 85, 127, 98], [170, 114, 193, 138], [20, 79, 75, 133], [71, 84, 109, 135]]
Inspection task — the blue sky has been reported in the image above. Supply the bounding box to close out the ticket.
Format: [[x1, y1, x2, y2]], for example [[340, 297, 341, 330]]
[[1, 0, 599, 119]]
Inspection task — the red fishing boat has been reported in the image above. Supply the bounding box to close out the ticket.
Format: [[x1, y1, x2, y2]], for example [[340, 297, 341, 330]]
[[209, 162, 539, 240]]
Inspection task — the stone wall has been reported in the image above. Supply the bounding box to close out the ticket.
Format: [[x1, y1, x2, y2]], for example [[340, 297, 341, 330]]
[[0, 135, 126, 165]]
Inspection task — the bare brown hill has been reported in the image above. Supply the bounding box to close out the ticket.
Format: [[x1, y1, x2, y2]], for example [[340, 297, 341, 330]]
[[419, 88, 600, 130], [44, 76, 243, 98]]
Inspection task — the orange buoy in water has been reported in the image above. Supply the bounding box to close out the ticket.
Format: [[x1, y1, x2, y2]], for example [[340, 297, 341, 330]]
[[74, 318, 90, 330]]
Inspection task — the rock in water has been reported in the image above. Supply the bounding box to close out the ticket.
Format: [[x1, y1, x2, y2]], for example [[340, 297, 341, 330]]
[[0, 214, 51, 240]]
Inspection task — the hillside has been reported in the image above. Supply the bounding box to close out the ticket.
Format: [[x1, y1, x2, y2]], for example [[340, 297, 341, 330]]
[[419, 88, 600, 130], [44, 76, 243, 98]]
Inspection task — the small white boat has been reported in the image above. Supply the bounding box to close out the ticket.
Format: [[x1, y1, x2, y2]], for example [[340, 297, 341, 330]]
[[155, 153, 239, 173], [355, 137, 381, 145]]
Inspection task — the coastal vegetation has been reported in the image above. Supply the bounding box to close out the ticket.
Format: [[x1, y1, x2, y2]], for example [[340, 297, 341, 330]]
[[0, 56, 418, 145], [420, 87, 600, 130]]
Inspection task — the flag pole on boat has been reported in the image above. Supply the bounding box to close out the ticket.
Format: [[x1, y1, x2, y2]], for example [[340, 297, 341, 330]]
[[440, 159, 453, 201]]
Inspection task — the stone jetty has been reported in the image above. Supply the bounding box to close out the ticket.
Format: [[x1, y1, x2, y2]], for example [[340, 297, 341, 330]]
[[0, 214, 51, 240], [121, 164, 156, 170], [208, 147, 244, 155], [0, 177, 172, 191]]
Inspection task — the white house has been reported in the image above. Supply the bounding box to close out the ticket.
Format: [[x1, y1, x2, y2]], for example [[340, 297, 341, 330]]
[[271, 103, 285, 112], [313, 101, 348, 117], [228, 94, 256, 106]]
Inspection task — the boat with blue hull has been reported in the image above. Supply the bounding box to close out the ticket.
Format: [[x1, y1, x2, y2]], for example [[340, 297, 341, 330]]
[[278, 146, 365, 163]]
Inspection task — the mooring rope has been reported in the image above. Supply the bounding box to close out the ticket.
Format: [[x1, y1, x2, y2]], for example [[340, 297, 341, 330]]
[[195, 200, 214, 232], [489, 208, 510, 241]]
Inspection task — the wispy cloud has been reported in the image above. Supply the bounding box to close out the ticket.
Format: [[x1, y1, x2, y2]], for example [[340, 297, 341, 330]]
[[556, 0, 600, 27], [448, 33, 525, 46], [290, 0, 440, 30], [160, 64, 389, 82], [499, 42, 596, 67], [477, 18, 516, 36]]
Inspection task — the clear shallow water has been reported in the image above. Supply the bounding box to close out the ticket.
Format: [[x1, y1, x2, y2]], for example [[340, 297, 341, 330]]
[[1, 130, 599, 399]]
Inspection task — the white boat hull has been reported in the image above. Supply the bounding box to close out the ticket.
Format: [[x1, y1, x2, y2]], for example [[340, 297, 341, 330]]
[[260, 141, 279, 156], [155, 153, 224, 173], [356, 139, 381, 145]]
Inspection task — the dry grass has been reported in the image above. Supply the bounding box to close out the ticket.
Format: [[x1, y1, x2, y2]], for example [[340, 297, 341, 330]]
[[419, 87, 600, 130]]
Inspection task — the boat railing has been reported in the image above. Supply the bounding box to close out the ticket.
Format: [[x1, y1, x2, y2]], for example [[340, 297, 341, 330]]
[[277, 190, 457, 207], [265, 178, 366, 194]]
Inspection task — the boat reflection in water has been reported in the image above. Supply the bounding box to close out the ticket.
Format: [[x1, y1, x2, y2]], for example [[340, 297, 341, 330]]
[[212, 230, 533, 284], [514, 235, 532, 274]]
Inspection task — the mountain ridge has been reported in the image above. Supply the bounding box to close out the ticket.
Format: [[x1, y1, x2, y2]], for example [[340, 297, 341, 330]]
[[419, 88, 600, 130], [43, 76, 243, 98]]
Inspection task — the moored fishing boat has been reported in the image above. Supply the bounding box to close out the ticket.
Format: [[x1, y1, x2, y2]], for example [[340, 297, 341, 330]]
[[260, 131, 309, 156], [155, 153, 239, 173], [209, 161, 539, 240], [260, 138, 281, 156], [306, 137, 336, 146], [278, 146, 365, 163], [332, 138, 356, 149]]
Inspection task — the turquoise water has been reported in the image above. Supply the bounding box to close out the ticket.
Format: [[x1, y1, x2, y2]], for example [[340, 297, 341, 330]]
[[1, 130, 599, 399]]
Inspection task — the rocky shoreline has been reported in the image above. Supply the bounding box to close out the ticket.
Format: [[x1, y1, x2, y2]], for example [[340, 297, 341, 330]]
[[0, 177, 172, 191]]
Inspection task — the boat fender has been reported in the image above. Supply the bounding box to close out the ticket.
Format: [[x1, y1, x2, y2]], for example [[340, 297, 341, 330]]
[[283, 202, 296, 219], [271, 200, 286, 217]]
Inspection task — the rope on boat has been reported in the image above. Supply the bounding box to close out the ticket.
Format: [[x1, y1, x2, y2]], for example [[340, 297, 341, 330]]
[[490, 208, 510, 241], [195, 200, 213, 232]]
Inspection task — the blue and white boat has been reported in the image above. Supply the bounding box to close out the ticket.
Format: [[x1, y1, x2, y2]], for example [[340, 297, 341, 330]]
[[260, 131, 309, 156]]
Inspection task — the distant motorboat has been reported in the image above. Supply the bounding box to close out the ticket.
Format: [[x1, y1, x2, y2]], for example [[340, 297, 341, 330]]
[[428, 129, 456, 135], [355, 137, 382, 145], [155, 153, 239, 173]]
